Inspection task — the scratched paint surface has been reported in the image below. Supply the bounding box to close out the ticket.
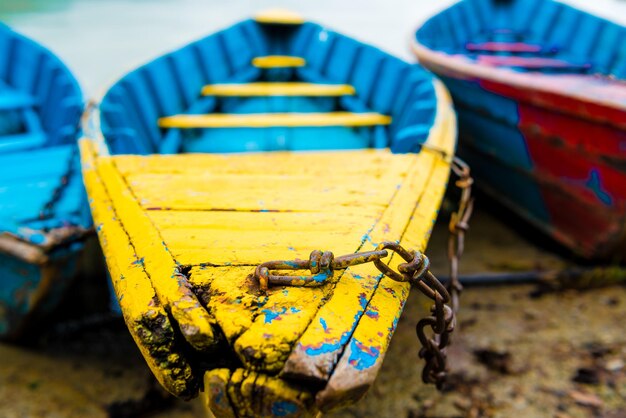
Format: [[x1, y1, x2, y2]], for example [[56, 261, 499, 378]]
[[413, 0, 626, 261], [0, 24, 88, 340], [83, 149, 448, 411], [81, 79, 455, 416]]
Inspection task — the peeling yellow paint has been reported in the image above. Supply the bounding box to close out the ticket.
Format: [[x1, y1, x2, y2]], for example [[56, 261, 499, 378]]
[[201, 82, 355, 97], [79, 139, 197, 399], [251, 56, 306, 68], [158, 112, 391, 129]]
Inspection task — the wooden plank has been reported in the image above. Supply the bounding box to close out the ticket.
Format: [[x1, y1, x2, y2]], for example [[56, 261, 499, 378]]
[[161, 229, 364, 266], [187, 266, 259, 344], [125, 172, 396, 212], [113, 150, 406, 177], [78, 139, 197, 399], [202, 82, 355, 97], [158, 112, 391, 129], [147, 210, 374, 232], [252, 56, 305, 68], [93, 155, 216, 352]]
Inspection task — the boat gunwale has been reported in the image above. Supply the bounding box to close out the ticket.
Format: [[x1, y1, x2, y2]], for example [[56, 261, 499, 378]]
[[410, 38, 626, 129]]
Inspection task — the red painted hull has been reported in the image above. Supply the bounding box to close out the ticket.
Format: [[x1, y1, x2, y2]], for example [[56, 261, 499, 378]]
[[413, 43, 626, 261]]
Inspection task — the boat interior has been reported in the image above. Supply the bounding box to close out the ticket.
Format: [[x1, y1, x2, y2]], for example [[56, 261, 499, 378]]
[[415, 0, 626, 77], [0, 23, 85, 240], [99, 13, 440, 155]]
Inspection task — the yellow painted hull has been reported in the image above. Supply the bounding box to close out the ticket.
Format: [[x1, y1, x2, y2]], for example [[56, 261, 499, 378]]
[[80, 81, 456, 416]]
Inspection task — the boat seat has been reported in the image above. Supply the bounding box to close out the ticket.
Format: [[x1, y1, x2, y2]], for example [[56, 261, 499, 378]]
[[0, 80, 46, 153], [201, 82, 355, 97], [254, 9, 305, 25], [0, 131, 46, 154], [476, 55, 592, 71], [465, 42, 559, 54], [0, 90, 36, 111], [158, 112, 391, 129], [252, 56, 306, 69]]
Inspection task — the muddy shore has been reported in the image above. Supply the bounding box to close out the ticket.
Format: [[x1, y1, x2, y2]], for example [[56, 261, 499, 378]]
[[1, 199, 624, 418]]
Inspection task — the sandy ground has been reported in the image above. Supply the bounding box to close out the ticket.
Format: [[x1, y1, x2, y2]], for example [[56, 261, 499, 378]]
[[1, 199, 625, 418]]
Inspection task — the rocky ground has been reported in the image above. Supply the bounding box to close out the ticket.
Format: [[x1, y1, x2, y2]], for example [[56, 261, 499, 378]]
[[1, 199, 625, 418]]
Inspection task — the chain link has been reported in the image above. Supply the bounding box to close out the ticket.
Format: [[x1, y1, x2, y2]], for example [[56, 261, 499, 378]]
[[253, 242, 454, 388], [38, 144, 79, 221], [252, 157, 473, 390], [447, 157, 474, 317]]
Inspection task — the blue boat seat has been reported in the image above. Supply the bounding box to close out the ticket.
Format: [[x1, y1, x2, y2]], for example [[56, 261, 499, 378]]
[[0, 143, 77, 228], [0, 90, 36, 111], [0, 83, 46, 154]]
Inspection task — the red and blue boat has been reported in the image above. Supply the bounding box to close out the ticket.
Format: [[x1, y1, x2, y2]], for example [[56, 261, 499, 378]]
[[413, 0, 626, 261], [0, 23, 90, 339]]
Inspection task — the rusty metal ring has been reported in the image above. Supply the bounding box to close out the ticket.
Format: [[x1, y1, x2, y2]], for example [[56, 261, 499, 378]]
[[374, 241, 415, 282], [309, 250, 322, 274], [399, 252, 431, 284], [320, 251, 334, 273], [255, 266, 270, 291]]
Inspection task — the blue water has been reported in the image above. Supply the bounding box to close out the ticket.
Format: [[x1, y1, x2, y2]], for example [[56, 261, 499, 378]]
[[1, 0, 624, 94]]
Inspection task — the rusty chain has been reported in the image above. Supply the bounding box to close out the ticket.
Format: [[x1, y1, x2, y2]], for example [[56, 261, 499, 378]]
[[418, 156, 473, 388], [39, 145, 79, 221], [253, 242, 454, 389], [447, 157, 474, 315], [252, 156, 473, 390]]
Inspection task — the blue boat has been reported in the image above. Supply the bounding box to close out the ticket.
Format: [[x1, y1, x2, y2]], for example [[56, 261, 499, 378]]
[[0, 23, 90, 339], [413, 0, 626, 261]]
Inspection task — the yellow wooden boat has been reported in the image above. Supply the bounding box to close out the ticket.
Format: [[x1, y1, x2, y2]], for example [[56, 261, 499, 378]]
[[81, 10, 457, 417]]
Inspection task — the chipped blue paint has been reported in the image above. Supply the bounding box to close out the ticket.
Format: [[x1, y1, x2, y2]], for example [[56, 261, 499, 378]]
[[358, 292, 368, 309], [303, 295, 373, 356], [262, 306, 301, 324], [26, 232, 46, 245], [585, 169, 612, 206], [364, 307, 379, 320], [303, 330, 351, 356], [347, 339, 380, 370], [271, 401, 299, 417], [320, 317, 329, 333], [311, 271, 331, 283]]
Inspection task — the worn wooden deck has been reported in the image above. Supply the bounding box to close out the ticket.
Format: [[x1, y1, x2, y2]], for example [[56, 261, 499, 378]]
[[80, 94, 455, 413]]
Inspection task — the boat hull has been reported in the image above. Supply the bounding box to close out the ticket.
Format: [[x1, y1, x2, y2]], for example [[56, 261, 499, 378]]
[[0, 24, 89, 338], [0, 246, 83, 339], [446, 73, 625, 260], [412, 0, 626, 261]]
